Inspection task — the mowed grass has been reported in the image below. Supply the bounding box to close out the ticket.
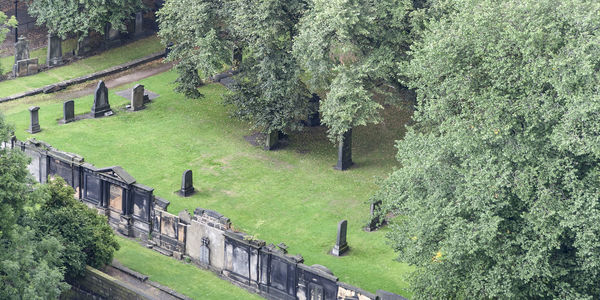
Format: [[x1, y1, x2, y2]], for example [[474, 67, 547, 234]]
[[0, 35, 162, 98], [0, 39, 78, 75], [0, 70, 414, 297], [114, 236, 263, 299]]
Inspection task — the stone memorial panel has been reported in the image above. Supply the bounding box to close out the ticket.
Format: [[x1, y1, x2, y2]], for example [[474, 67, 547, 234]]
[[63, 100, 75, 123], [91, 80, 113, 117], [47, 34, 63, 67], [109, 184, 123, 212], [27, 106, 41, 134]]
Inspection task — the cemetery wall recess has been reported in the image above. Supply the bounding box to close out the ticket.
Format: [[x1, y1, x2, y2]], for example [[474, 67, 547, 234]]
[[7, 138, 400, 300]]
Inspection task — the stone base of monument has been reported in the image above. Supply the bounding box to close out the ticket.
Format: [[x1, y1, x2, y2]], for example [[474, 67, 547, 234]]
[[90, 109, 114, 118], [177, 187, 196, 197], [331, 243, 349, 256], [118, 215, 134, 237], [26, 126, 41, 134]]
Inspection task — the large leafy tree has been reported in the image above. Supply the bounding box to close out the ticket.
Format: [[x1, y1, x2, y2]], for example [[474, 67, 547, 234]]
[[0, 12, 17, 74], [27, 0, 144, 40], [375, 0, 600, 298]]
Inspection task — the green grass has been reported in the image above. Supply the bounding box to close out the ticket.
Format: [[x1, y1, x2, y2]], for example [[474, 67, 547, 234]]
[[0, 39, 78, 75], [114, 236, 263, 299], [0, 35, 162, 98], [0, 70, 414, 297]]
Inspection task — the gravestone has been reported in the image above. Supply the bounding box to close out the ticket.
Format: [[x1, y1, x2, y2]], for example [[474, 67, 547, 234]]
[[62, 100, 75, 123], [264, 130, 279, 150], [14, 58, 38, 77], [331, 220, 349, 256], [200, 237, 210, 265], [366, 200, 383, 232], [178, 169, 195, 197], [104, 23, 121, 48], [134, 12, 144, 37], [47, 34, 63, 67], [91, 81, 113, 118], [27, 106, 41, 134], [14, 36, 29, 64], [306, 94, 321, 127], [130, 84, 145, 111], [334, 129, 353, 170]]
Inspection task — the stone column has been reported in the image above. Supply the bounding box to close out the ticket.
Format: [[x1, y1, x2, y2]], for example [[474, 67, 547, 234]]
[[334, 129, 353, 170], [27, 106, 41, 134]]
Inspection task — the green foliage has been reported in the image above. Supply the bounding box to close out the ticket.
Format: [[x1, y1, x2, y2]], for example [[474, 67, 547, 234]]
[[376, 0, 600, 298], [294, 0, 414, 141], [27, 0, 144, 40], [34, 177, 120, 282], [0, 12, 17, 75]]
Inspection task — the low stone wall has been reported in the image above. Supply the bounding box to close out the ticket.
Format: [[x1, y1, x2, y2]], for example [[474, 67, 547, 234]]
[[62, 266, 153, 300], [7, 138, 407, 300]]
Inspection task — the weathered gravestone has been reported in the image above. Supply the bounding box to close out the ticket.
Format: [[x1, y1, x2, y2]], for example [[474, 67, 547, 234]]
[[14, 58, 38, 77], [334, 129, 353, 171], [104, 23, 121, 48], [365, 200, 383, 232], [47, 34, 63, 67], [178, 169, 195, 197], [14, 36, 29, 64], [264, 130, 279, 150], [27, 106, 41, 134], [134, 12, 144, 37], [130, 84, 145, 111], [331, 219, 349, 256], [306, 93, 321, 127], [62, 100, 75, 124], [200, 237, 210, 265], [91, 81, 113, 118]]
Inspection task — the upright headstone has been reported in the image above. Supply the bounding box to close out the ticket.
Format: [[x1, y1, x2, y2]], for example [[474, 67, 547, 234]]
[[130, 84, 145, 111], [331, 220, 349, 256], [264, 130, 279, 150], [63, 100, 75, 123], [47, 34, 63, 67], [91, 81, 113, 118], [104, 23, 121, 48], [366, 200, 382, 232], [334, 129, 353, 170], [134, 12, 144, 37], [306, 93, 321, 127], [178, 169, 195, 197], [199, 237, 210, 265], [14, 36, 29, 64], [27, 106, 41, 134]]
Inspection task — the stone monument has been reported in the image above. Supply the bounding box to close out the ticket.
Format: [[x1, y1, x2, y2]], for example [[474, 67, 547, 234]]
[[130, 84, 145, 111], [365, 200, 383, 232], [334, 129, 353, 170], [135, 12, 144, 37], [331, 219, 349, 256], [264, 130, 279, 150], [27, 106, 41, 134], [306, 94, 321, 127], [91, 81, 113, 118], [178, 169, 195, 197], [199, 237, 210, 265], [62, 100, 75, 123], [47, 34, 63, 67]]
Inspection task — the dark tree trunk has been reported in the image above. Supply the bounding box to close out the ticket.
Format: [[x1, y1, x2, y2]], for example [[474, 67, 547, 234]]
[[334, 129, 353, 170]]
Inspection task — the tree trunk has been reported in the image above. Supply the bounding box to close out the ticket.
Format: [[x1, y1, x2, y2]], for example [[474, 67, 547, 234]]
[[334, 129, 353, 170]]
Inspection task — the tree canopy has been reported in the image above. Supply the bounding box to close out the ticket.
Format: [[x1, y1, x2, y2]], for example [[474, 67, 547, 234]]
[[0, 12, 17, 74], [375, 0, 600, 298]]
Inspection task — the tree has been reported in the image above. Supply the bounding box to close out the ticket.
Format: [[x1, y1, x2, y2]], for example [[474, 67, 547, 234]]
[[375, 0, 600, 298], [0, 12, 17, 74], [27, 0, 144, 41], [293, 0, 414, 164]]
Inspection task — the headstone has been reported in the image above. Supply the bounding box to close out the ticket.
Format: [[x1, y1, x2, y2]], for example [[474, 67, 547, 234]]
[[130, 84, 145, 111], [306, 94, 321, 126], [91, 80, 113, 118], [104, 23, 121, 48], [14, 36, 29, 64], [134, 12, 144, 37], [47, 34, 63, 67], [26, 58, 38, 75], [264, 130, 279, 150], [366, 200, 383, 231], [331, 220, 349, 256], [334, 129, 353, 170], [199, 237, 210, 265], [15, 59, 28, 77], [178, 169, 195, 197], [27, 106, 41, 134], [63, 100, 75, 123]]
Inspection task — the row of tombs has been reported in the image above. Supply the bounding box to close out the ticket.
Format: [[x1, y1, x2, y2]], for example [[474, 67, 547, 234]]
[[2, 138, 403, 300]]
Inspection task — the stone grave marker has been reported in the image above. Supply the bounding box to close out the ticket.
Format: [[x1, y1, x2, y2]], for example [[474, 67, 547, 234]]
[[306, 93, 321, 127], [14, 36, 29, 64], [104, 23, 121, 48], [47, 34, 63, 67], [200, 237, 210, 265], [91, 80, 113, 118], [264, 130, 279, 150], [27, 106, 41, 134], [130, 84, 145, 111], [178, 169, 195, 197], [331, 219, 349, 256], [135, 12, 144, 37], [334, 129, 353, 170], [62, 100, 75, 123]]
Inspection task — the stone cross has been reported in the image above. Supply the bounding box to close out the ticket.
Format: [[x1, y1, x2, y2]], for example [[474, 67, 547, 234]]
[[63, 100, 75, 123], [47, 34, 63, 67], [91, 80, 112, 118], [27, 106, 41, 134], [334, 129, 353, 170], [131, 84, 145, 111], [179, 169, 195, 197], [200, 237, 210, 265], [331, 219, 349, 256]]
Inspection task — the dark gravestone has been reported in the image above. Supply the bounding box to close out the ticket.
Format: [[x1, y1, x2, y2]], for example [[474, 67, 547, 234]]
[[134, 12, 144, 37], [264, 130, 279, 150], [334, 129, 353, 171], [306, 94, 321, 127], [104, 23, 121, 48], [91, 80, 113, 118], [178, 169, 195, 197], [27, 106, 41, 134], [130, 84, 145, 111], [47, 34, 63, 67], [365, 200, 383, 232], [200, 237, 210, 265], [63, 100, 75, 123], [331, 220, 349, 256]]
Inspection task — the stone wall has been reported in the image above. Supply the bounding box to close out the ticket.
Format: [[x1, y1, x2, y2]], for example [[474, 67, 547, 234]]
[[11, 138, 406, 300], [62, 266, 152, 300]]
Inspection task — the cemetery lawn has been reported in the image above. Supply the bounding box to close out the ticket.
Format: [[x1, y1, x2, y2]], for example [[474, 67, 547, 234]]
[[115, 236, 263, 299], [0, 70, 414, 297], [0, 38, 78, 75], [0, 35, 163, 98]]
